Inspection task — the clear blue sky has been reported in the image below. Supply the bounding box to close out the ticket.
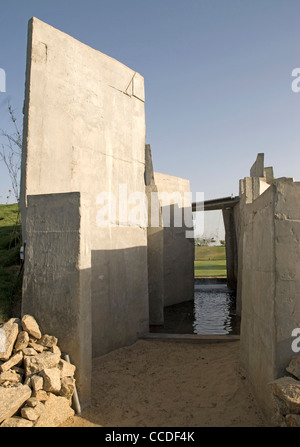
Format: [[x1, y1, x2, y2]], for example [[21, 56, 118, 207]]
[[0, 1, 299, 237]]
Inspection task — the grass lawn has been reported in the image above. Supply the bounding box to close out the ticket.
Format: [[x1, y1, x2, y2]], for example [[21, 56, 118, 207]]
[[0, 203, 22, 323], [194, 245, 226, 277]]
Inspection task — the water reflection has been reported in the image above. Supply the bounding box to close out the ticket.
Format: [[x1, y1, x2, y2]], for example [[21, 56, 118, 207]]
[[193, 284, 236, 334], [149, 283, 240, 335]]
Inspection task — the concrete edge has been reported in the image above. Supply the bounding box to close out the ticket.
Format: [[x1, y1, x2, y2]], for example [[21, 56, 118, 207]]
[[194, 278, 227, 285], [140, 333, 240, 343]]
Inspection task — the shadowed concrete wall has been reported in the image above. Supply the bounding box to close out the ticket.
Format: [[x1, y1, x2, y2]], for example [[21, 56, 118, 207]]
[[222, 206, 238, 290], [236, 153, 273, 316], [239, 177, 300, 422], [154, 172, 194, 307], [20, 18, 149, 368], [22, 192, 91, 407]]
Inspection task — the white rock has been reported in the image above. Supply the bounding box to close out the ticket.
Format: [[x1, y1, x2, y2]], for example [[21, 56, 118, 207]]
[[1, 416, 33, 427], [34, 393, 74, 427], [0, 318, 20, 361], [28, 340, 44, 353], [22, 347, 38, 356], [0, 351, 23, 373], [285, 413, 300, 427], [30, 374, 44, 391], [31, 390, 49, 402], [51, 345, 61, 355], [14, 331, 30, 352], [41, 368, 61, 393], [24, 352, 60, 375], [26, 397, 40, 407], [0, 370, 22, 384], [21, 406, 40, 421], [39, 334, 58, 348], [22, 315, 42, 339], [59, 359, 76, 378], [0, 384, 32, 423], [270, 376, 300, 414], [59, 377, 76, 400], [286, 356, 300, 380]]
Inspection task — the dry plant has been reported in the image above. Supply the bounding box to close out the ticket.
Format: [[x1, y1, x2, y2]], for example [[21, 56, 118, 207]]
[[0, 104, 22, 203]]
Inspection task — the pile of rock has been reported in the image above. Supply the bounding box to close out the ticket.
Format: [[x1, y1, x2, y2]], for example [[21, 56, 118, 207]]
[[0, 315, 76, 427], [269, 356, 300, 427]]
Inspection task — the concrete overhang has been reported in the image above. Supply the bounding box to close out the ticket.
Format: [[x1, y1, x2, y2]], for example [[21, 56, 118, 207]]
[[192, 196, 240, 212]]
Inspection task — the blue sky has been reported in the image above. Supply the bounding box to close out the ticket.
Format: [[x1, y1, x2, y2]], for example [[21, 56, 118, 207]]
[[0, 0, 300, 238]]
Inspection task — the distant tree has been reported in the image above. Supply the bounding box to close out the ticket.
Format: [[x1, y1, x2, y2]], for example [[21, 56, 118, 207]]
[[220, 240, 225, 246], [195, 237, 216, 246], [0, 104, 22, 203]]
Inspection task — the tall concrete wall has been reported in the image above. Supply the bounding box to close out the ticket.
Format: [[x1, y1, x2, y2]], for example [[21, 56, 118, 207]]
[[154, 172, 194, 307], [236, 153, 273, 316], [238, 159, 300, 421], [20, 17, 149, 372]]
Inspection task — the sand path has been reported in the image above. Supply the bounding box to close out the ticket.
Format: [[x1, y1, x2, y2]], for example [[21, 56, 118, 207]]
[[63, 339, 267, 427]]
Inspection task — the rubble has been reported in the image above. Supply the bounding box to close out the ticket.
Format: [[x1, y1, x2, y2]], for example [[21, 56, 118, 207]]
[[21, 315, 42, 339], [0, 318, 20, 361], [286, 356, 300, 381], [269, 356, 300, 426], [0, 314, 77, 427]]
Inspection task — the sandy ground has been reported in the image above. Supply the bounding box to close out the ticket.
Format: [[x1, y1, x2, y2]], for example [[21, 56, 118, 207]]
[[62, 339, 267, 428]]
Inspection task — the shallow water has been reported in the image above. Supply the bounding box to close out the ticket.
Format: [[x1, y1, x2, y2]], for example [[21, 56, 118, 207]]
[[150, 283, 240, 335], [193, 284, 237, 334]]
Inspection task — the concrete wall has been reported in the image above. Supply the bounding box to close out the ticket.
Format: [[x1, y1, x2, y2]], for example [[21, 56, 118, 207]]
[[154, 172, 194, 307], [145, 145, 164, 325], [236, 153, 273, 315], [20, 17, 149, 367], [239, 178, 300, 421], [22, 192, 91, 407], [222, 206, 238, 290]]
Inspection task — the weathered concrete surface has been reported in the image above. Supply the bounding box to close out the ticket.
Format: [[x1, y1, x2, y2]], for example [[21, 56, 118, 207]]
[[154, 172, 194, 307], [22, 192, 91, 407], [20, 17, 149, 367], [250, 153, 264, 178], [239, 179, 300, 421], [145, 145, 164, 325], [236, 155, 274, 315]]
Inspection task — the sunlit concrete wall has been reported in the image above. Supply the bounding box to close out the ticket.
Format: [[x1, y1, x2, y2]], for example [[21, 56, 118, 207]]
[[20, 17, 149, 387], [238, 156, 300, 422]]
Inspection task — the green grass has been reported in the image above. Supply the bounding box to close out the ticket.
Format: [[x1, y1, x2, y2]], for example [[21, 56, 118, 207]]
[[194, 245, 226, 277], [0, 204, 22, 323]]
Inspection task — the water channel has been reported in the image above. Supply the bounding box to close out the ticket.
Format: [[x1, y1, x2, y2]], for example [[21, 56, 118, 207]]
[[150, 283, 240, 335]]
